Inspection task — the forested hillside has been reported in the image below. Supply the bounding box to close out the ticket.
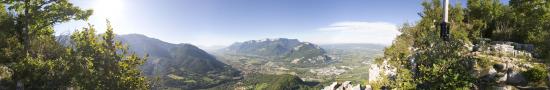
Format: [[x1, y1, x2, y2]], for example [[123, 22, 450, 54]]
[[117, 34, 240, 89], [371, 0, 550, 89]]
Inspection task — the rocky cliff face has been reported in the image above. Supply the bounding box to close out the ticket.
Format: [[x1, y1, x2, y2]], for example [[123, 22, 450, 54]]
[[322, 81, 371, 90], [368, 60, 396, 82]]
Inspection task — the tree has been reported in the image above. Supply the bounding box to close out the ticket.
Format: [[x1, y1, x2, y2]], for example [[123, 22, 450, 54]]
[[68, 21, 149, 89], [3, 0, 92, 53], [465, 0, 505, 41], [0, 0, 92, 88], [0, 0, 148, 89], [508, 0, 550, 59]]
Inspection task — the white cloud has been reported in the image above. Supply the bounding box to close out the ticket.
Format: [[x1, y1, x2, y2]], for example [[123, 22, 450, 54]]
[[313, 21, 400, 45]]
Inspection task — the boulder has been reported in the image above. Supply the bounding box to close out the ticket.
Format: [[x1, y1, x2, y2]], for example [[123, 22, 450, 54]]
[[490, 43, 514, 53], [351, 84, 361, 90], [323, 81, 370, 90], [339, 81, 352, 90], [473, 44, 481, 52], [506, 70, 527, 86], [322, 82, 339, 90], [488, 67, 498, 77], [493, 63, 506, 72], [496, 73, 507, 83], [364, 85, 372, 90]]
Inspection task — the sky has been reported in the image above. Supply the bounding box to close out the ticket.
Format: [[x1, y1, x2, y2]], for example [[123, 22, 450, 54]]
[[54, 0, 487, 48]]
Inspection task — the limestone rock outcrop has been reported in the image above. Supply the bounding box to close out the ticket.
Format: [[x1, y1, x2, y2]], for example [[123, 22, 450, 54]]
[[322, 81, 371, 90]]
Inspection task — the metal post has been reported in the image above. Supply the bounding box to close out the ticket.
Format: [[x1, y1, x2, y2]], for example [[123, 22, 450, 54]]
[[443, 0, 449, 23], [440, 0, 450, 41]]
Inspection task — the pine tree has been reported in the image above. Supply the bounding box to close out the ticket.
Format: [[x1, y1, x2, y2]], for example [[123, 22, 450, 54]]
[[69, 21, 149, 89]]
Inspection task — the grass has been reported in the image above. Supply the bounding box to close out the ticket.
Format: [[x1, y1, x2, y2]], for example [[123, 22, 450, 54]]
[[254, 83, 269, 90]]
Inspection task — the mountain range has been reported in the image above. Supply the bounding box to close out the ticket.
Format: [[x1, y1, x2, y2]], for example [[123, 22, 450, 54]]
[[57, 34, 386, 89], [224, 38, 332, 66]]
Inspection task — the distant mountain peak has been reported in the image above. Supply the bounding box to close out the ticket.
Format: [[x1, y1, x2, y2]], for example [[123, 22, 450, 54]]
[[225, 38, 331, 66]]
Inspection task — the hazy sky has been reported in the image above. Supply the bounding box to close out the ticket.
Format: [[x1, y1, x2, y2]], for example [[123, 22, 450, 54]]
[[54, 0, 488, 47]]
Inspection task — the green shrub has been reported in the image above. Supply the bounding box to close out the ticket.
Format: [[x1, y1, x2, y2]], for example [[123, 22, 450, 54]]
[[477, 56, 494, 68], [523, 64, 548, 82]]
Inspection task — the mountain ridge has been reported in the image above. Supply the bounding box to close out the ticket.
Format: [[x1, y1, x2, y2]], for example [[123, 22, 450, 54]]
[[224, 38, 331, 66], [115, 34, 240, 89]]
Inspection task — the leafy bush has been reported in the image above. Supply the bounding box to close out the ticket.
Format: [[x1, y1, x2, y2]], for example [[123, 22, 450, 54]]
[[522, 64, 548, 82], [477, 56, 494, 69]]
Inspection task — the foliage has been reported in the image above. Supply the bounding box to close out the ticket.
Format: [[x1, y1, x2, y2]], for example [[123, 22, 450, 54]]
[[0, 0, 148, 89], [465, 0, 505, 41], [67, 21, 149, 89], [378, 0, 550, 89], [379, 0, 480, 89], [522, 64, 548, 82], [466, 0, 550, 59], [391, 68, 416, 89]]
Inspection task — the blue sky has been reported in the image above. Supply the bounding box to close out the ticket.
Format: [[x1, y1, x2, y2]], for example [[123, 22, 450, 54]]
[[54, 0, 491, 48]]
